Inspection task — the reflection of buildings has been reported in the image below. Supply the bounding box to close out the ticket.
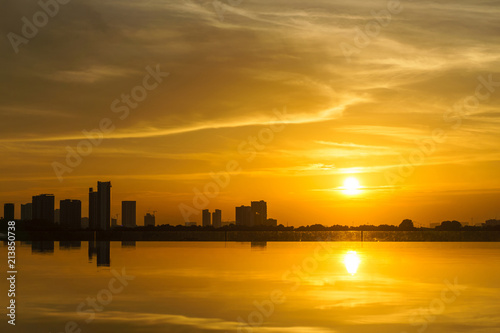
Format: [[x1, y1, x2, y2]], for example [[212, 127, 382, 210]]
[[202, 209, 211, 227], [59, 241, 81, 250], [96, 241, 111, 267], [32, 241, 54, 253], [144, 213, 155, 227], [121, 241, 136, 248], [251, 200, 267, 226], [88, 181, 112, 230], [212, 209, 222, 228], [32, 194, 55, 223], [88, 240, 97, 261], [21, 203, 32, 221], [122, 201, 136, 228], [3, 203, 14, 221], [236, 205, 253, 227], [251, 241, 267, 249], [60, 199, 82, 229]]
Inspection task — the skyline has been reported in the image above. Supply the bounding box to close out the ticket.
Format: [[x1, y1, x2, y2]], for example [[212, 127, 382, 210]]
[[1, 0, 500, 227]]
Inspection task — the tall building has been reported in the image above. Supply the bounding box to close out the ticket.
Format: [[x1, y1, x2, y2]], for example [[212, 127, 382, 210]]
[[122, 201, 136, 228], [97, 181, 112, 230], [3, 203, 14, 221], [202, 209, 211, 227], [32, 194, 55, 223], [60, 199, 82, 230], [212, 209, 222, 228], [251, 200, 267, 226], [88, 187, 98, 230], [21, 203, 32, 221], [236, 205, 253, 227], [144, 213, 155, 227]]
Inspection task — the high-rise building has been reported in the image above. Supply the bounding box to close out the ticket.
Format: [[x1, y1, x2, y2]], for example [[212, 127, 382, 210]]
[[88, 187, 98, 230], [3, 203, 14, 221], [97, 181, 112, 230], [144, 213, 155, 227], [21, 203, 32, 221], [32, 194, 55, 223], [202, 209, 211, 227], [60, 199, 82, 230], [251, 200, 267, 226], [81, 217, 89, 229], [236, 205, 253, 227], [212, 209, 222, 228], [122, 201, 136, 228]]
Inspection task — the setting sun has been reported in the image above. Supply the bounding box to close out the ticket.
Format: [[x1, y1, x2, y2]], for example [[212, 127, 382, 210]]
[[343, 177, 362, 195]]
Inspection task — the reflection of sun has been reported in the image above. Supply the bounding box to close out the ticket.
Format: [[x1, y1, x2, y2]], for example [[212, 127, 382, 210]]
[[344, 251, 361, 275], [342, 177, 361, 195]]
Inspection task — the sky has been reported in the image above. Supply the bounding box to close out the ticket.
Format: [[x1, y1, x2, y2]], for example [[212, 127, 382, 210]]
[[1, 0, 500, 226]]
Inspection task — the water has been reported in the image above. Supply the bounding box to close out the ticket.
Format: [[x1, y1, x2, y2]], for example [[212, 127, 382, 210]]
[[2, 241, 500, 332]]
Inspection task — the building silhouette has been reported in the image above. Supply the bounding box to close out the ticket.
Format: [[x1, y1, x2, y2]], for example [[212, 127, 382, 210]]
[[3, 203, 14, 221], [111, 218, 118, 228], [88, 187, 98, 229], [144, 213, 155, 227], [88, 182, 112, 230], [21, 203, 32, 221], [32, 194, 55, 223], [60, 199, 82, 229], [236, 205, 253, 226], [212, 209, 222, 228], [54, 208, 60, 224], [251, 200, 267, 226], [266, 218, 278, 227], [122, 201, 136, 228], [97, 181, 112, 230], [202, 209, 211, 227]]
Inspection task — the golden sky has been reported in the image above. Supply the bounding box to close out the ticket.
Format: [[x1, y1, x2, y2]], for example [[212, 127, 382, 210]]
[[1, 0, 500, 226]]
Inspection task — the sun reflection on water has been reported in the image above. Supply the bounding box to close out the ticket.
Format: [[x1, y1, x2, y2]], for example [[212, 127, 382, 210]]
[[344, 250, 361, 275]]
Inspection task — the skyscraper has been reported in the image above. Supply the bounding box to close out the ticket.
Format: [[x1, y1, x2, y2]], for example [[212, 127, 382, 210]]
[[122, 201, 136, 228], [97, 181, 112, 230], [212, 209, 222, 228], [21, 203, 32, 221], [144, 213, 155, 227], [202, 209, 211, 227], [32, 194, 55, 223], [236, 205, 253, 227], [251, 200, 267, 226], [3, 203, 14, 221], [88, 187, 98, 230], [60, 199, 82, 230]]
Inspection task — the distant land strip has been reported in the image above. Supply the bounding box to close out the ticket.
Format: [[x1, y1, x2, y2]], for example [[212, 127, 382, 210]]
[[5, 230, 500, 242]]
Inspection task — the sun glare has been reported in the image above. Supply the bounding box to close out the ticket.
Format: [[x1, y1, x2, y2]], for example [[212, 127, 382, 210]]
[[342, 177, 361, 195], [344, 251, 361, 275]]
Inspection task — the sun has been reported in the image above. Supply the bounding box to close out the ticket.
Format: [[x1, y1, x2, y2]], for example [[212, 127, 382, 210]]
[[342, 177, 361, 195]]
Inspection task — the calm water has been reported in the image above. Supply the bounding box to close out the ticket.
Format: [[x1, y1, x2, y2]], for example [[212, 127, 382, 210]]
[[2, 241, 500, 333]]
